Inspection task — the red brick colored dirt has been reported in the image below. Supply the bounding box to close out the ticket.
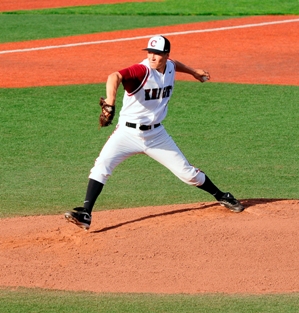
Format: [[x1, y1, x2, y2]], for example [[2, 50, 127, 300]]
[[1, 15, 298, 88], [1, 13, 299, 294], [1, 200, 299, 294]]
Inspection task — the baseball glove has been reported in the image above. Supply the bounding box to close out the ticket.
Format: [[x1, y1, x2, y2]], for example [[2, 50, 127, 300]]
[[99, 97, 115, 127]]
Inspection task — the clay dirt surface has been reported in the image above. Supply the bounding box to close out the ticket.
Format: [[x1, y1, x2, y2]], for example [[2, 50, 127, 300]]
[[1, 15, 299, 88], [0, 4, 299, 295], [1, 200, 299, 294]]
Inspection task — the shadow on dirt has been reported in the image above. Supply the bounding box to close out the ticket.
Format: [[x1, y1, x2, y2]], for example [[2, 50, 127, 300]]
[[91, 198, 288, 234], [91, 198, 287, 233], [241, 198, 288, 207], [91, 202, 218, 234]]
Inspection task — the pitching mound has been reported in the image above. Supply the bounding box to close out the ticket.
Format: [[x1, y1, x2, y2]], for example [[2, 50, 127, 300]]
[[0, 199, 298, 294]]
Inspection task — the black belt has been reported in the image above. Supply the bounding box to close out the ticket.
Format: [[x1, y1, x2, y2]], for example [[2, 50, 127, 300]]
[[126, 122, 161, 131]]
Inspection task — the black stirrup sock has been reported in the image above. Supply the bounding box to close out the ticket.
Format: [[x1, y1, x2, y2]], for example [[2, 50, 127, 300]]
[[197, 175, 224, 200], [83, 179, 104, 214]]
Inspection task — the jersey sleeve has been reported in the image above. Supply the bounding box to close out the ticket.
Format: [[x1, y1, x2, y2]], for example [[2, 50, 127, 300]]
[[119, 64, 149, 95]]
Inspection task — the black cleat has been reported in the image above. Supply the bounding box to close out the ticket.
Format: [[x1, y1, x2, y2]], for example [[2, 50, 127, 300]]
[[218, 192, 244, 213], [65, 207, 92, 230]]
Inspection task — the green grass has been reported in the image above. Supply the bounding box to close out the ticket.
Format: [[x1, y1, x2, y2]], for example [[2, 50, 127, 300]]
[[1, 82, 298, 217], [2, 0, 299, 15], [0, 288, 299, 313], [1, 0, 298, 43], [0, 15, 232, 43]]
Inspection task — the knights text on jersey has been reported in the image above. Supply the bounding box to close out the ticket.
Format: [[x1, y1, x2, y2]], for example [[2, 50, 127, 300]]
[[118, 59, 176, 125]]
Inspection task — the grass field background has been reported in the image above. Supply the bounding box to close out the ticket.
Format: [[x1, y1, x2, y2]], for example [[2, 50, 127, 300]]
[[1, 288, 299, 313], [1, 0, 299, 312], [1, 83, 298, 217], [2, 0, 299, 16], [0, 15, 233, 42]]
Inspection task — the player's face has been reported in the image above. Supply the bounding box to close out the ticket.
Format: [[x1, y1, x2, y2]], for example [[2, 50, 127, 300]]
[[147, 52, 169, 73]]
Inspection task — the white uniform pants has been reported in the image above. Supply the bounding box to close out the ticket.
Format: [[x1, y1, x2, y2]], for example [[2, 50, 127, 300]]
[[89, 124, 205, 186]]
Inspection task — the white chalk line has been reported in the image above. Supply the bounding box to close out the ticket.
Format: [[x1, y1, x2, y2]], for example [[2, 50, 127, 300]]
[[1, 17, 299, 55]]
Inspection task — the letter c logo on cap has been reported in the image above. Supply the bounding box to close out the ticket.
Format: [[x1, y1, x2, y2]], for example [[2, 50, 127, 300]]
[[150, 40, 157, 47]]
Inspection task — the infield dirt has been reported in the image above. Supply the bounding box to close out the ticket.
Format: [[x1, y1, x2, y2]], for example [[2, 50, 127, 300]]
[[1, 200, 299, 294]]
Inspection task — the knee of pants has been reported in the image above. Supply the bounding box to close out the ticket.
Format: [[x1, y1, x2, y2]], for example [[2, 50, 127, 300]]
[[178, 168, 205, 186]]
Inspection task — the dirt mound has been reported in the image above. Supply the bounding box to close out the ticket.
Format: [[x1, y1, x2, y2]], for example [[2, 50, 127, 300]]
[[1, 199, 298, 294]]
